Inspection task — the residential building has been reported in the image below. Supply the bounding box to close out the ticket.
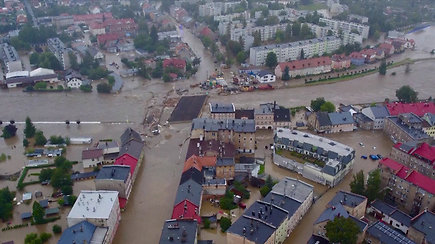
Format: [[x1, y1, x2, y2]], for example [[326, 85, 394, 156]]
[[360, 106, 390, 130], [255, 103, 276, 129], [96, 141, 120, 155], [249, 36, 341, 66], [0, 43, 22, 72], [255, 70, 276, 83], [274, 129, 355, 187], [365, 221, 415, 244], [230, 24, 287, 44], [308, 111, 354, 133], [163, 58, 186, 72], [182, 155, 217, 173], [274, 108, 291, 128], [67, 191, 121, 244], [185, 139, 236, 159], [407, 210, 435, 244], [360, 49, 377, 63], [378, 158, 435, 216], [202, 178, 226, 196], [275, 57, 332, 79], [319, 17, 370, 40], [73, 12, 114, 25], [47, 38, 69, 70], [369, 200, 412, 235], [52, 15, 74, 28], [307, 112, 332, 133], [235, 109, 255, 120], [172, 199, 201, 223], [216, 157, 234, 180], [95, 165, 132, 199], [191, 118, 256, 154], [114, 154, 139, 188], [378, 42, 395, 57], [386, 102, 435, 117], [422, 113, 435, 138], [58, 220, 108, 244], [209, 103, 235, 120], [349, 51, 365, 66], [159, 219, 198, 244], [390, 142, 435, 179], [82, 148, 104, 168], [64, 70, 85, 88], [331, 54, 351, 70], [227, 177, 314, 244], [384, 113, 431, 143], [328, 191, 367, 219]]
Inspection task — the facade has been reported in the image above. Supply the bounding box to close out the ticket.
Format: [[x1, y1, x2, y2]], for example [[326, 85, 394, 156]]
[[95, 165, 132, 199], [365, 221, 415, 244], [360, 106, 390, 130], [275, 56, 332, 79], [369, 200, 412, 235], [249, 36, 341, 66], [422, 113, 435, 138], [254, 103, 276, 129], [209, 103, 235, 119], [59, 220, 108, 244], [46, 37, 69, 70], [67, 191, 121, 244], [65, 71, 84, 88], [227, 177, 314, 244], [215, 157, 235, 180], [319, 17, 370, 40], [384, 113, 432, 143], [274, 108, 291, 128], [308, 111, 354, 133], [331, 54, 351, 70], [407, 210, 435, 244], [82, 148, 104, 168], [274, 129, 355, 187], [0, 43, 22, 72], [378, 158, 435, 216], [191, 118, 256, 154], [390, 142, 435, 179]]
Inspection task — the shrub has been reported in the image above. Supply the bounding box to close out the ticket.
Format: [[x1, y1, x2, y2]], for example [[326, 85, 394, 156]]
[[79, 84, 92, 92], [97, 82, 112, 93], [203, 218, 211, 229], [260, 185, 271, 197], [52, 224, 62, 234], [220, 217, 231, 232], [40, 232, 52, 242]]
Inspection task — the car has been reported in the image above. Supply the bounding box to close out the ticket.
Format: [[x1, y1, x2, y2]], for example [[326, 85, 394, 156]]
[[369, 154, 379, 160], [359, 142, 364, 146], [41, 180, 50, 185], [361, 155, 368, 159], [238, 202, 246, 209]]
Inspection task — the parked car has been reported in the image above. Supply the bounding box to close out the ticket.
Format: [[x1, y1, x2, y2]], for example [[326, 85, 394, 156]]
[[369, 155, 379, 160], [239, 202, 246, 209], [361, 155, 367, 159]]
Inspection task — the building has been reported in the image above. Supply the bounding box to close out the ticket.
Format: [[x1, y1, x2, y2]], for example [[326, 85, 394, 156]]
[[328, 191, 367, 219], [191, 118, 256, 154], [58, 220, 108, 244], [209, 103, 235, 119], [227, 177, 314, 244], [378, 42, 395, 57], [255, 70, 276, 83], [349, 51, 365, 66], [249, 36, 341, 66], [255, 103, 276, 129], [64, 70, 85, 88], [331, 54, 351, 70], [215, 157, 235, 180], [360, 106, 390, 130], [365, 221, 415, 244], [384, 113, 431, 143], [82, 148, 104, 168], [369, 199, 412, 235], [73, 12, 114, 25], [0, 43, 22, 72], [319, 17, 370, 40], [96, 141, 120, 155], [185, 139, 236, 159], [308, 111, 354, 133], [378, 158, 435, 215], [390, 142, 435, 179], [67, 191, 121, 244], [95, 165, 132, 199], [235, 109, 255, 120], [386, 102, 435, 117], [407, 210, 435, 244], [274, 108, 291, 128], [275, 57, 332, 79], [46, 37, 69, 70], [274, 129, 355, 187], [422, 113, 435, 138], [163, 58, 186, 72], [3, 68, 58, 88], [159, 219, 198, 244]]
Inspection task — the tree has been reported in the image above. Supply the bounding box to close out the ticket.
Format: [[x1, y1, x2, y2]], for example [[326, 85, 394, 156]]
[[61, 185, 73, 195], [39, 168, 54, 182], [311, 97, 326, 112], [320, 101, 336, 112], [260, 185, 271, 197], [0, 187, 14, 221], [379, 59, 387, 75], [32, 201, 45, 224], [52, 224, 62, 234], [282, 66, 290, 81], [97, 83, 112, 93], [23, 139, 30, 147], [396, 85, 418, 103], [292, 22, 301, 38], [24, 116, 36, 138], [34, 130, 47, 146], [325, 216, 360, 244], [2, 124, 17, 139], [350, 170, 365, 196], [40, 233, 52, 242], [220, 217, 232, 232], [265, 52, 278, 68], [30, 52, 40, 65], [25, 233, 41, 244], [162, 73, 172, 82], [236, 51, 246, 64], [365, 169, 382, 202], [252, 31, 262, 47]]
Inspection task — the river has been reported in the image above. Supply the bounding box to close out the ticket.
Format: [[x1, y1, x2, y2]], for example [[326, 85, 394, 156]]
[[0, 25, 434, 244]]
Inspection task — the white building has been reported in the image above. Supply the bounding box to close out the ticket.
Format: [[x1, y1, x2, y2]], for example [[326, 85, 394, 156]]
[[65, 72, 85, 88], [0, 43, 22, 72], [256, 70, 276, 83], [47, 37, 69, 70], [319, 18, 369, 40], [249, 36, 341, 66], [67, 191, 121, 244], [82, 148, 104, 168]]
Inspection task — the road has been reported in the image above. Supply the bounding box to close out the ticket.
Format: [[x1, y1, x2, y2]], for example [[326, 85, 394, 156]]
[[23, 0, 38, 27]]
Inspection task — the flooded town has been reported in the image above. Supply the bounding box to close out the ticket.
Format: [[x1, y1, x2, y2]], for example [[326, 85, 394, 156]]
[[0, 0, 435, 244]]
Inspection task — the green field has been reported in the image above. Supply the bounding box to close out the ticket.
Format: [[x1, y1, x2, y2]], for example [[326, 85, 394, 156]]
[[296, 3, 328, 11]]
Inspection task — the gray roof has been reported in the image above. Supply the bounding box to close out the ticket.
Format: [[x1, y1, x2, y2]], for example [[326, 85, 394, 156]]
[[159, 219, 198, 244], [257, 70, 273, 77], [174, 178, 203, 207], [315, 204, 349, 224], [317, 112, 331, 126], [387, 117, 430, 141], [370, 106, 390, 119], [270, 177, 314, 203], [399, 113, 423, 124], [180, 168, 203, 185], [367, 221, 415, 244], [209, 103, 235, 113], [328, 191, 366, 208], [328, 112, 354, 125], [96, 165, 130, 182], [119, 140, 144, 160], [21, 212, 32, 219], [216, 157, 235, 167], [59, 221, 107, 244], [274, 108, 291, 122], [39, 199, 49, 208], [410, 211, 435, 244], [191, 118, 256, 133], [349, 215, 368, 232], [263, 192, 301, 216], [120, 128, 142, 145], [97, 141, 119, 150], [371, 200, 396, 215], [45, 207, 59, 215], [390, 209, 411, 227], [423, 113, 435, 126], [255, 103, 277, 115]]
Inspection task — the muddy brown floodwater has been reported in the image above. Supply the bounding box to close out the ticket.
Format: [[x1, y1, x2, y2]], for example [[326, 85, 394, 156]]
[[0, 26, 433, 244]]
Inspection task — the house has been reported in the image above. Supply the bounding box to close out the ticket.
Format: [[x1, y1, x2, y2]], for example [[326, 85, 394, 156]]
[[97, 33, 122, 49], [360, 49, 377, 63], [274, 108, 291, 128], [349, 51, 365, 66], [254, 103, 276, 129], [90, 22, 106, 35], [182, 155, 217, 173], [96, 141, 119, 163], [407, 210, 435, 244], [82, 148, 104, 168], [390, 142, 435, 180], [365, 221, 415, 244], [384, 113, 431, 143], [331, 54, 351, 70], [199, 26, 216, 40], [255, 70, 276, 83], [185, 139, 236, 159], [163, 58, 186, 72], [369, 199, 412, 235], [360, 106, 390, 130], [328, 112, 355, 133], [159, 219, 198, 244], [374, 48, 385, 60], [209, 103, 235, 119], [174, 178, 203, 209], [308, 112, 331, 133], [59, 220, 108, 244], [274, 57, 332, 79], [95, 165, 132, 199], [172, 199, 201, 223], [328, 191, 367, 219], [114, 154, 139, 187], [378, 43, 395, 56], [422, 113, 435, 138], [67, 191, 120, 244], [235, 109, 255, 120], [64, 70, 85, 88], [215, 158, 234, 180]]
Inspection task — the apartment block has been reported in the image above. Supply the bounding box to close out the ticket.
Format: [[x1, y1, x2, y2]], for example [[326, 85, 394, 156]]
[[0, 43, 22, 72], [46, 37, 69, 70]]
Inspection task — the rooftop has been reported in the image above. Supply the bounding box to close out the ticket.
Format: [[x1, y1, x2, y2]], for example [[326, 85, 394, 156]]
[[82, 148, 103, 160], [386, 116, 430, 141], [328, 112, 354, 125], [96, 165, 130, 182], [58, 221, 108, 244], [191, 118, 256, 133], [180, 167, 203, 185], [183, 155, 217, 172], [96, 140, 119, 150], [386, 102, 435, 117], [159, 219, 198, 244], [278, 56, 332, 71], [185, 139, 236, 159], [114, 154, 138, 176], [251, 36, 340, 52], [367, 221, 415, 244], [270, 177, 314, 203], [410, 211, 435, 244], [315, 204, 349, 224], [174, 178, 203, 207], [411, 142, 435, 163], [235, 109, 255, 120], [67, 191, 119, 220], [328, 191, 366, 208], [172, 199, 201, 223], [274, 108, 291, 122], [209, 103, 235, 113], [118, 139, 144, 160], [216, 157, 234, 167]]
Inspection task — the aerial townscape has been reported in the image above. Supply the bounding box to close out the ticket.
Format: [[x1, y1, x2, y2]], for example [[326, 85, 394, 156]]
[[0, 0, 434, 243]]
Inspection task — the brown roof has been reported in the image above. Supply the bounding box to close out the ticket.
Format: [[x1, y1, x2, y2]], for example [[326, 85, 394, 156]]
[[183, 155, 217, 172], [235, 109, 255, 119], [278, 56, 331, 71], [186, 139, 236, 159], [82, 148, 103, 160]]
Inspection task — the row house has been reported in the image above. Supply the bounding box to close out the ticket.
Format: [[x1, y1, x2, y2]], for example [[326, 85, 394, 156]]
[[386, 102, 435, 117], [73, 12, 113, 25], [358, 106, 390, 130], [331, 54, 351, 70], [254, 102, 291, 129], [369, 199, 412, 235], [384, 113, 432, 143], [209, 102, 235, 120], [308, 111, 355, 133], [422, 113, 435, 138], [390, 142, 435, 179], [275, 56, 332, 79]]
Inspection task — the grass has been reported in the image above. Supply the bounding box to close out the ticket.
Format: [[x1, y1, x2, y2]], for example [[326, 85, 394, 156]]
[[258, 164, 265, 175], [296, 3, 327, 11]]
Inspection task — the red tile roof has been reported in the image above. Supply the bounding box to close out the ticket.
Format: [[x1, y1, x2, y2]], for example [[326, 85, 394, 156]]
[[183, 155, 217, 172], [73, 12, 113, 22], [171, 199, 201, 223], [386, 102, 435, 117], [163, 58, 186, 69], [82, 148, 103, 160], [115, 154, 138, 175], [349, 51, 364, 59], [278, 56, 331, 71], [97, 33, 121, 44], [412, 143, 435, 163], [200, 26, 213, 38], [379, 158, 404, 172]]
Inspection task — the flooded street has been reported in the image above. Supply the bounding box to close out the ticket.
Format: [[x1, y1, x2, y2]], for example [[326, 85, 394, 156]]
[[0, 25, 433, 243]]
